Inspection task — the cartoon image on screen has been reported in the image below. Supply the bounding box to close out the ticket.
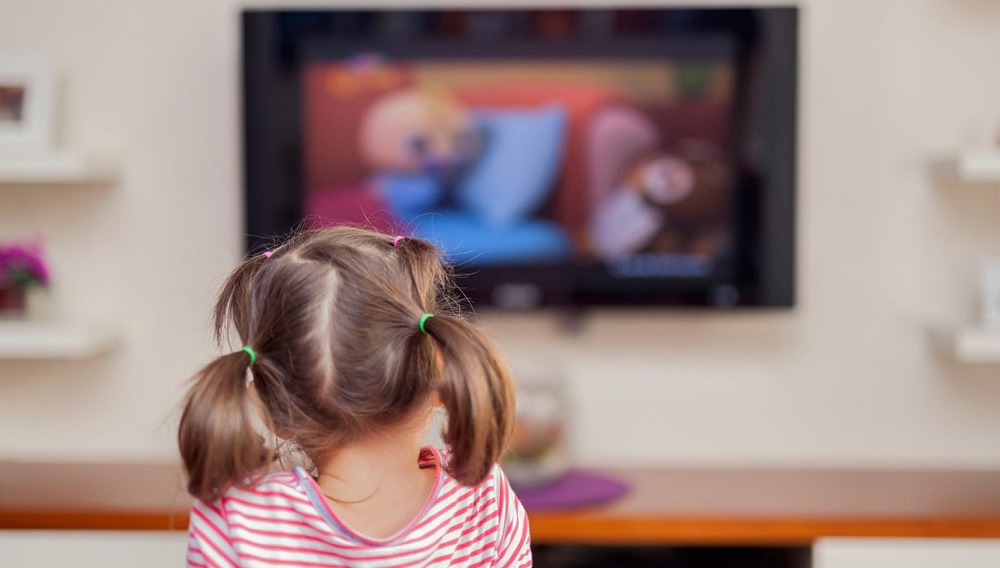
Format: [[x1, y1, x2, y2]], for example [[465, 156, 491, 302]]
[[303, 54, 735, 278]]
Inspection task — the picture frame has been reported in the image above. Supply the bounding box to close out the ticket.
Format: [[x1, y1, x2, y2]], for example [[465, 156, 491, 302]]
[[0, 55, 55, 156]]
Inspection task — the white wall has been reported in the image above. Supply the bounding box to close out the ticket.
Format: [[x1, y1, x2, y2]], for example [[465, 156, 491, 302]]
[[1, 0, 998, 468]]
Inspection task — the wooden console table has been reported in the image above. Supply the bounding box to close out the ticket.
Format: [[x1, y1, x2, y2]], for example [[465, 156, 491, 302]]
[[1, 462, 998, 545]]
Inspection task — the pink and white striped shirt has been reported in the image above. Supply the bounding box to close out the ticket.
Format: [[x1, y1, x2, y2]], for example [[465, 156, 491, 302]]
[[186, 447, 532, 567]]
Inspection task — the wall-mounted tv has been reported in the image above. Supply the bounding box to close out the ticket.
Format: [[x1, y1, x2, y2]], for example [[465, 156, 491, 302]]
[[243, 8, 797, 308]]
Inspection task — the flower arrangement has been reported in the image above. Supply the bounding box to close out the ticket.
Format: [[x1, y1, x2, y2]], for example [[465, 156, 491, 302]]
[[0, 240, 49, 288], [0, 239, 49, 317]]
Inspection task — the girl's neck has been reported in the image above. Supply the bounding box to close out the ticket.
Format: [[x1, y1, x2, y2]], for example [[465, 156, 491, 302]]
[[316, 427, 427, 503], [313, 414, 438, 539]]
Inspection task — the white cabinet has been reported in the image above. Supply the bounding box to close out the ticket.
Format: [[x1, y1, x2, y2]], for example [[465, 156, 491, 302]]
[[814, 538, 1000, 568], [0, 531, 186, 568]]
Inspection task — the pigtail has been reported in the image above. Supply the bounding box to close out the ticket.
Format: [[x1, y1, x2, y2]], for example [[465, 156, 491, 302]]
[[423, 314, 516, 486], [178, 351, 271, 502]]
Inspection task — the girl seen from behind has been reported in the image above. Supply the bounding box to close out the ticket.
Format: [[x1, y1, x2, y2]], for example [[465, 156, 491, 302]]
[[178, 227, 531, 567]]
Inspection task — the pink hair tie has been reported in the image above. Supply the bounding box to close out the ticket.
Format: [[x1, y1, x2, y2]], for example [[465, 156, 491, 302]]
[[393, 236, 404, 248], [262, 251, 273, 258]]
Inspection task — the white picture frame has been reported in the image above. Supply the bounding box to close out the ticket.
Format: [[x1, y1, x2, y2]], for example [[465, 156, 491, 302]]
[[0, 55, 55, 156]]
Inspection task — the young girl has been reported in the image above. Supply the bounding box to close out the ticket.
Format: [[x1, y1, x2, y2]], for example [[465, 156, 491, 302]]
[[179, 227, 531, 567]]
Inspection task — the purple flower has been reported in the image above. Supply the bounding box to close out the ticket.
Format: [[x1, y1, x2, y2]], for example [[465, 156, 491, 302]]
[[0, 240, 50, 288]]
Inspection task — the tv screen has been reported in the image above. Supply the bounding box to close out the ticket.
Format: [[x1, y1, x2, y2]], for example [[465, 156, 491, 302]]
[[243, 8, 797, 308]]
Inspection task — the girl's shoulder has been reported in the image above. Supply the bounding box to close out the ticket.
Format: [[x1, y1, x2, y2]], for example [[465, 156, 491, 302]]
[[189, 470, 320, 545], [213, 468, 315, 513], [424, 446, 521, 507], [423, 448, 531, 565]]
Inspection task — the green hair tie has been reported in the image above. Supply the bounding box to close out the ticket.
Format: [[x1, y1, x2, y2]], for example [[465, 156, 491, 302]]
[[241, 346, 256, 365], [419, 313, 434, 335]]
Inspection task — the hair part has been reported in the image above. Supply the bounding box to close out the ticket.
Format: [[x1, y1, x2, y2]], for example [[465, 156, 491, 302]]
[[178, 227, 516, 502]]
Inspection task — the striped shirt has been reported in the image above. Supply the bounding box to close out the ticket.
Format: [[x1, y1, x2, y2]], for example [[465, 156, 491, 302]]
[[186, 447, 532, 567]]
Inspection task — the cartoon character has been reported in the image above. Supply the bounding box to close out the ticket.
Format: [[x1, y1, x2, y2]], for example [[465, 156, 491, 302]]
[[650, 141, 732, 257], [359, 86, 481, 217], [355, 83, 572, 265], [590, 152, 696, 259]]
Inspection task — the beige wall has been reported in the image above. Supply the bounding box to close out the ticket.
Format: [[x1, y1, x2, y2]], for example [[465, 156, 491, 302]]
[[1, 0, 998, 468]]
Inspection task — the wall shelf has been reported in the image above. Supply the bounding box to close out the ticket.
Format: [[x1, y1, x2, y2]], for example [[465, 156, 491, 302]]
[[0, 154, 117, 185], [932, 150, 1000, 184], [932, 327, 1000, 364], [0, 320, 121, 359]]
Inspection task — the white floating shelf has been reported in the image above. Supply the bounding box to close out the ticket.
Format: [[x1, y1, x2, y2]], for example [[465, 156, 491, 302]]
[[0, 320, 121, 359], [933, 150, 1000, 184], [0, 153, 117, 185], [936, 327, 1000, 364]]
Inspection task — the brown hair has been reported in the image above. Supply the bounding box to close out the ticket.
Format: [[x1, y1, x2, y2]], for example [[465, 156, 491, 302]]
[[178, 227, 516, 502]]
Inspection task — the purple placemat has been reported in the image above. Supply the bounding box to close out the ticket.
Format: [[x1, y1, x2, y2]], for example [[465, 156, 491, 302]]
[[514, 470, 630, 511]]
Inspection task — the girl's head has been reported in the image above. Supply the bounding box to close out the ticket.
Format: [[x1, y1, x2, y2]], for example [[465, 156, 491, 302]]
[[178, 227, 515, 502]]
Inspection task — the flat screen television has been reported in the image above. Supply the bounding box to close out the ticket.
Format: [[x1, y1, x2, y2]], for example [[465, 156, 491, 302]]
[[243, 8, 797, 308]]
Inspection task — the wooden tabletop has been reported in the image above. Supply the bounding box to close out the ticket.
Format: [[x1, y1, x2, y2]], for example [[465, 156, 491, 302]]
[[1, 462, 998, 545]]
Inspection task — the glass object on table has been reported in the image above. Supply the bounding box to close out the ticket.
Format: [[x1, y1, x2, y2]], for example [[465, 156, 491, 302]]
[[502, 370, 570, 489]]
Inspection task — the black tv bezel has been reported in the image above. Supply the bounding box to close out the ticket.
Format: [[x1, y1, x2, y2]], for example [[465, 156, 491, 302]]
[[242, 7, 797, 309]]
